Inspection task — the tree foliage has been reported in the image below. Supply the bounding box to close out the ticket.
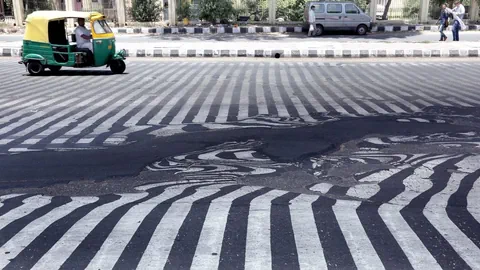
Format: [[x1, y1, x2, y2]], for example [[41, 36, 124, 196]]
[[199, 0, 235, 24], [130, 0, 161, 22]]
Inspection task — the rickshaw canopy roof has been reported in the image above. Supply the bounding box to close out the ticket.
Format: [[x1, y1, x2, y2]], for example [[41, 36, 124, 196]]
[[24, 11, 105, 43]]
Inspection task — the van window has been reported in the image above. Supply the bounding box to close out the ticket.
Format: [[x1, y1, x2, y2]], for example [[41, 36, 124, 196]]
[[312, 4, 325, 13], [345, 4, 360, 14], [327, 4, 343, 14]]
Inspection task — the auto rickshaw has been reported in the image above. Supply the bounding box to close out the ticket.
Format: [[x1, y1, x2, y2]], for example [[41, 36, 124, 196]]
[[19, 11, 127, 75]]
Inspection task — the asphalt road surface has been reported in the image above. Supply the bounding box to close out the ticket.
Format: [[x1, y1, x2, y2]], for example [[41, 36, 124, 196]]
[[2, 31, 480, 43], [0, 58, 480, 269]]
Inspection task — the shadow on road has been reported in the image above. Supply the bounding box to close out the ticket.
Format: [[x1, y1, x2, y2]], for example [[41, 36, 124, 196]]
[[140, 31, 424, 42], [23, 70, 127, 76]]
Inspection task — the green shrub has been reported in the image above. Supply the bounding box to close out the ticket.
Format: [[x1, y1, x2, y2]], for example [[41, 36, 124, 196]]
[[177, 1, 192, 20], [130, 0, 161, 22], [199, 0, 235, 24]]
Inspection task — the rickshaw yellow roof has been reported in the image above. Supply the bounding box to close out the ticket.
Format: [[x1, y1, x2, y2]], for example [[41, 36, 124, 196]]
[[25, 11, 103, 22], [24, 11, 104, 43]]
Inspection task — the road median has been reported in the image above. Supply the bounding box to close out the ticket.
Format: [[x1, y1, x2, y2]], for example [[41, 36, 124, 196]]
[[1, 41, 480, 58]]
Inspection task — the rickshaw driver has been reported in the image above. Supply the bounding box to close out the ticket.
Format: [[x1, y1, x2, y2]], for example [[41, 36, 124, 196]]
[[75, 18, 93, 52]]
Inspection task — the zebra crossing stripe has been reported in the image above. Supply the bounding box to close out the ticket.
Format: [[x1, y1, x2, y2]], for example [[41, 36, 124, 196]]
[[0, 61, 480, 152], [423, 156, 480, 269], [289, 194, 327, 269], [190, 185, 264, 270], [84, 183, 204, 270], [0, 195, 51, 231], [0, 153, 478, 269], [31, 193, 147, 270], [0, 197, 98, 269], [245, 189, 288, 270], [136, 184, 232, 269]]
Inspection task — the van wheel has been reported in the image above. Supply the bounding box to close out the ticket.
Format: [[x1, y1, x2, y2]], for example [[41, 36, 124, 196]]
[[49, 66, 62, 73], [110, 60, 126, 74], [315, 25, 324, 36], [27, 61, 44, 76], [357, 25, 368, 35]]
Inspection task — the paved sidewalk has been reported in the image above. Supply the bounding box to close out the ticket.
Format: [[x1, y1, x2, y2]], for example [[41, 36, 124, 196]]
[[2, 41, 480, 58]]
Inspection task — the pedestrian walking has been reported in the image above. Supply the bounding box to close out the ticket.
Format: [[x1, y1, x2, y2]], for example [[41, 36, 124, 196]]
[[308, 5, 316, 37], [448, 0, 466, 41], [438, 4, 449, 41]]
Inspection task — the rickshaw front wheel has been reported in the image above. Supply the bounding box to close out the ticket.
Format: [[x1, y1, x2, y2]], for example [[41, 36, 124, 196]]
[[110, 60, 126, 74], [27, 61, 45, 76]]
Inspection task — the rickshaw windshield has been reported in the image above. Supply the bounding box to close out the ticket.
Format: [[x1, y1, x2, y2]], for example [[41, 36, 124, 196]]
[[92, 20, 113, 34]]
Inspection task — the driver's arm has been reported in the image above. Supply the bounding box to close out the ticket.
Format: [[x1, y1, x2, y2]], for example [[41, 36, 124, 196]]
[[81, 34, 92, 40]]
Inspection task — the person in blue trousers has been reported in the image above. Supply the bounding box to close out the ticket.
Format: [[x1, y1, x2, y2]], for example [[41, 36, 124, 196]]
[[451, 0, 465, 41], [438, 4, 449, 41]]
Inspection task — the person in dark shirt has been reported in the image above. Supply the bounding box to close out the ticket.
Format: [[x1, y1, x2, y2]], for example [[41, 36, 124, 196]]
[[438, 4, 449, 41]]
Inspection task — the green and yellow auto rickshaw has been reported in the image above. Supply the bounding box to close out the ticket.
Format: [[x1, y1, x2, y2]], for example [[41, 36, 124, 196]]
[[19, 11, 127, 75]]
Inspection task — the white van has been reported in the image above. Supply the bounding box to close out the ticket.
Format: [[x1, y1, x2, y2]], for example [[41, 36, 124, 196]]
[[305, 1, 373, 36]]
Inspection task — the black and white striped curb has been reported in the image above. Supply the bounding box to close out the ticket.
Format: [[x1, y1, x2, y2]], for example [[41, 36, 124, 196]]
[[2, 24, 480, 35], [110, 24, 480, 35], [2, 47, 480, 58]]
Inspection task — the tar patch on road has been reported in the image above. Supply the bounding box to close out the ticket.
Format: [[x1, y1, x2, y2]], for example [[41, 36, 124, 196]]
[[1, 106, 480, 193]]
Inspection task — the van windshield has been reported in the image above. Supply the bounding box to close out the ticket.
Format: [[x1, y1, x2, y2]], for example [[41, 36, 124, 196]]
[[93, 20, 113, 34]]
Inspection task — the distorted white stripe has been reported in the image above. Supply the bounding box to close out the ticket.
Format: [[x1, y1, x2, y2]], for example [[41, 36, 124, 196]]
[[190, 185, 263, 270], [0, 193, 25, 201], [322, 67, 391, 114], [215, 67, 242, 123], [347, 67, 413, 113], [136, 184, 231, 270], [288, 65, 326, 113], [84, 184, 205, 270], [379, 66, 453, 107], [234, 150, 268, 161], [278, 67, 316, 122], [346, 183, 381, 199], [0, 75, 68, 102], [169, 64, 224, 125], [52, 66, 155, 141], [309, 183, 333, 193], [0, 75, 110, 125], [244, 189, 288, 270], [255, 63, 270, 116], [334, 200, 385, 270], [266, 63, 290, 118], [0, 76, 118, 139], [423, 155, 480, 269], [401, 65, 480, 105], [0, 195, 51, 231], [312, 67, 369, 115], [237, 67, 254, 120], [0, 197, 98, 269], [74, 63, 172, 140], [32, 193, 147, 270], [121, 62, 189, 126], [362, 100, 389, 114], [289, 194, 327, 270], [446, 97, 475, 107], [147, 63, 211, 125], [357, 165, 410, 183], [467, 176, 480, 222], [379, 203, 442, 270], [192, 64, 235, 123], [297, 65, 349, 115], [378, 156, 455, 270]]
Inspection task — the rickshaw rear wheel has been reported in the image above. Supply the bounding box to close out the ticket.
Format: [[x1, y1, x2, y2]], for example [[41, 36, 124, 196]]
[[110, 60, 126, 74], [27, 61, 45, 76], [49, 66, 62, 73]]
